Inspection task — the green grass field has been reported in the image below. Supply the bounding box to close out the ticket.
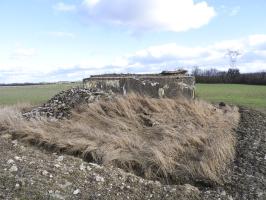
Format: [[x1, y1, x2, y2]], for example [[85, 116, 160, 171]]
[[196, 84, 266, 109], [0, 83, 265, 109], [0, 83, 80, 105]]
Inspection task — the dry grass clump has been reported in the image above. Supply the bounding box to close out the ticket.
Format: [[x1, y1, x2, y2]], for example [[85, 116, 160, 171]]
[[0, 94, 240, 185]]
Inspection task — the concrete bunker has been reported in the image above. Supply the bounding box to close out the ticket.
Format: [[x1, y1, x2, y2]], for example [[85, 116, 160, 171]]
[[83, 70, 195, 99]]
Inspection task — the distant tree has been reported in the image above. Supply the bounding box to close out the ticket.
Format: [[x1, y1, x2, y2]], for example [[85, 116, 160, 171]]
[[227, 68, 240, 82], [191, 66, 202, 76], [193, 66, 266, 85], [208, 68, 220, 76]]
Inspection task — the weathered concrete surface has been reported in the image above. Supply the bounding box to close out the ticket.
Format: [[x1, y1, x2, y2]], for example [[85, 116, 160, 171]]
[[83, 72, 195, 99]]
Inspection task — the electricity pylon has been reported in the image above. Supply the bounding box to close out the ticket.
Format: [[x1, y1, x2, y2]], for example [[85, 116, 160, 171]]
[[226, 50, 241, 69]]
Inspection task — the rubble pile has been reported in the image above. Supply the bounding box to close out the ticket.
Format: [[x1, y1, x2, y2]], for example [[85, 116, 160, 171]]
[[23, 88, 113, 119]]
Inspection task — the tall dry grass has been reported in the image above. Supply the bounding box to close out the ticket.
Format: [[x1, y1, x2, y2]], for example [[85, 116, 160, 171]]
[[0, 94, 240, 185]]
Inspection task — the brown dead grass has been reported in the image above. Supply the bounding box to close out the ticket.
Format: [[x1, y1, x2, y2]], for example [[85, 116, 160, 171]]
[[0, 94, 240, 185]]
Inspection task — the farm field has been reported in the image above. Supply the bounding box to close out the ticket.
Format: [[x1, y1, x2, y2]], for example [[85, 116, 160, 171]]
[[0, 83, 266, 110], [0, 83, 80, 106], [196, 84, 266, 109]]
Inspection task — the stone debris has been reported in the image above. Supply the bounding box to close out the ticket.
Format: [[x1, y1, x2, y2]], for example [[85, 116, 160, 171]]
[[23, 88, 113, 119], [79, 163, 86, 171], [12, 140, 18, 146], [59, 181, 72, 189], [54, 164, 61, 168], [42, 170, 49, 176], [161, 69, 188, 75], [89, 162, 103, 169], [94, 174, 105, 182], [7, 159, 14, 164], [73, 189, 80, 195], [57, 156, 64, 162], [9, 165, 18, 172], [50, 190, 65, 200], [14, 156, 22, 161]]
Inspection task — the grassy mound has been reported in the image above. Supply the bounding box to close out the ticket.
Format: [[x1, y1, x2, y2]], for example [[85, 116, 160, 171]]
[[0, 94, 239, 185]]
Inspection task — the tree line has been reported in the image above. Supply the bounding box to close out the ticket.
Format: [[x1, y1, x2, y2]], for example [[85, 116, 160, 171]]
[[191, 67, 266, 85]]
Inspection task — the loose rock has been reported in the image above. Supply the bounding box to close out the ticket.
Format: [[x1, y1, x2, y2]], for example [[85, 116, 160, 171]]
[[73, 189, 80, 195], [9, 165, 18, 172], [23, 88, 113, 119]]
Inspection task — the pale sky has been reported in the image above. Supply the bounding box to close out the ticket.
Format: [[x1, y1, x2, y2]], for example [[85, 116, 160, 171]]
[[0, 0, 266, 83]]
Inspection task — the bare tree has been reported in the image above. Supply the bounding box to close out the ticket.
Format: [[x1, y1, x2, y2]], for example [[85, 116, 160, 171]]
[[191, 66, 201, 76]]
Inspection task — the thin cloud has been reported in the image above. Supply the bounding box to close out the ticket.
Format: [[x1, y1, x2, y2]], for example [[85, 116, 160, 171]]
[[229, 6, 240, 16], [81, 0, 216, 32], [10, 48, 36, 60], [46, 31, 75, 38], [220, 5, 240, 17], [53, 2, 77, 12], [106, 34, 266, 73]]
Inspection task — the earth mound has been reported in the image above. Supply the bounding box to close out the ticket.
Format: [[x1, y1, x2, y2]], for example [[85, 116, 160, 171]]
[[1, 88, 266, 199], [1, 91, 240, 187]]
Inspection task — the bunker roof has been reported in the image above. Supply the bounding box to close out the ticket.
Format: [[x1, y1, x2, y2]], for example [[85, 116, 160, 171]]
[[83, 70, 190, 81]]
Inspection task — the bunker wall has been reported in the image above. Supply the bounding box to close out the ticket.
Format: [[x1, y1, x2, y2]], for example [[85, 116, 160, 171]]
[[83, 76, 195, 99]]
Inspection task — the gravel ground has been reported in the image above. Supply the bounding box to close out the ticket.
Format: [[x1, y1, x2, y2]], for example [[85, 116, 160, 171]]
[[1, 108, 265, 200], [0, 133, 199, 200], [202, 108, 266, 200]]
